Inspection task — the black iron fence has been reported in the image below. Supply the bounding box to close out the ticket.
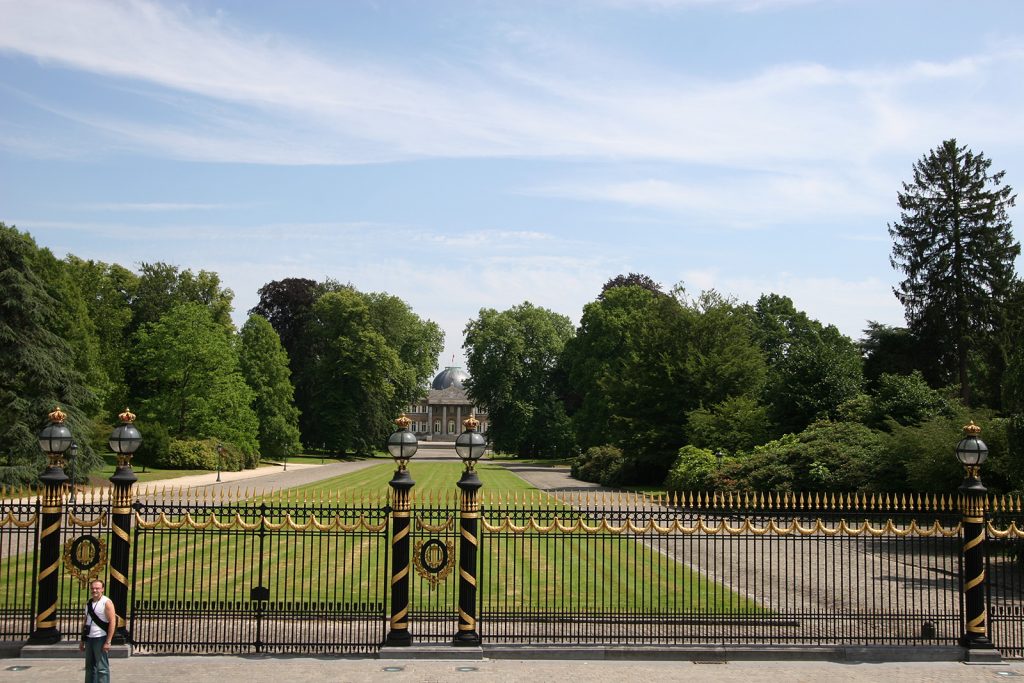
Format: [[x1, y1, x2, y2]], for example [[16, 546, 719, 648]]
[[1, 486, 1021, 657]]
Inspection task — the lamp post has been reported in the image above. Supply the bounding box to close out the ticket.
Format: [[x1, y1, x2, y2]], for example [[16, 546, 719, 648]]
[[108, 408, 142, 645], [715, 450, 724, 470], [68, 441, 79, 504], [28, 407, 72, 645], [216, 443, 224, 482], [453, 414, 486, 646], [954, 421, 996, 655], [385, 414, 418, 646]]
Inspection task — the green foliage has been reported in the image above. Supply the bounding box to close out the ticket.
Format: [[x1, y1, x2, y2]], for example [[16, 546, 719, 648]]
[[883, 412, 1013, 494], [561, 286, 765, 483], [687, 395, 771, 454], [753, 294, 863, 435], [160, 438, 242, 471], [301, 288, 442, 456], [130, 262, 235, 334], [133, 302, 259, 460], [570, 445, 625, 486], [889, 139, 1019, 405], [0, 223, 102, 484], [860, 322, 921, 387], [464, 302, 575, 457], [870, 371, 950, 426], [132, 420, 170, 472], [664, 445, 718, 492], [239, 315, 302, 459], [723, 421, 886, 492]]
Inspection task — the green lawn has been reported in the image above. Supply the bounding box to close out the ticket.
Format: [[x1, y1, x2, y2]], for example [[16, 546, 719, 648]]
[[125, 460, 761, 615], [1, 460, 763, 617]]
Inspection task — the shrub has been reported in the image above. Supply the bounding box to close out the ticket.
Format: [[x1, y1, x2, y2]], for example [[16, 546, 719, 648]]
[[664, 445, 718, 493], [160, 438, 243, 471], [571, 445, 625, 486]]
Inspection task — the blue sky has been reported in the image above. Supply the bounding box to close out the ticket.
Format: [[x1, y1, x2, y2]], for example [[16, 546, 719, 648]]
[[2, 0, 1022, 370]]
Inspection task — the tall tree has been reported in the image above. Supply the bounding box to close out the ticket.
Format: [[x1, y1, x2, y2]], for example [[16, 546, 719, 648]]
[[752, 294, 863, 435], [239, 315, 302, 459], [302, 289, 401, 455], [250, 278, 332, 445], [0, 224, 102, 483], [132, 303, 259, 458], [889, 139, 1018, 404], [464, 303, 575, 457]]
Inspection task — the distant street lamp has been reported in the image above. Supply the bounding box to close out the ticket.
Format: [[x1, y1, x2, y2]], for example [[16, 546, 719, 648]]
[[715, 450, 724, 470], [67, 441, 79, 503], [216, 443, 224, 483]]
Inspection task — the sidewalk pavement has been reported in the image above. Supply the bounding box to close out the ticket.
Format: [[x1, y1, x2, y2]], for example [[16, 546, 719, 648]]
[[4, 654, 1022, 682]]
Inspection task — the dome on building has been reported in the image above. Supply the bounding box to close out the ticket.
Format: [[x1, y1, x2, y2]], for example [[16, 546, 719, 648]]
[[432, 366, 469, 390]]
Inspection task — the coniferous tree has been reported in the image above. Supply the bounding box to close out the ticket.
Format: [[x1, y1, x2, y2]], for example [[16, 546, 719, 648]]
[[889, 139, 1018, 404], [0, 224, 101, 484], [239, 315, 302, 459]]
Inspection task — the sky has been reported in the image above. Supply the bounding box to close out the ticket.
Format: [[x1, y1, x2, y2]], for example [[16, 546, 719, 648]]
[[1, 0, 1023, 372]]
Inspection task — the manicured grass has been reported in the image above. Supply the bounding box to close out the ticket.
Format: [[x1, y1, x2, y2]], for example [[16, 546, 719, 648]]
[[1, 460, 762, 617], [86, 455, 209, 485], [286, 460, 542, 499]]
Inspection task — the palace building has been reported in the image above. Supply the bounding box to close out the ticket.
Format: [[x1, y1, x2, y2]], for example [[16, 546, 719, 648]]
[[406, 366, 488, 442]]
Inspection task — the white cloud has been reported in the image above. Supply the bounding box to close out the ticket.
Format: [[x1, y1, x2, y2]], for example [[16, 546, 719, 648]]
[[0, 0, 1021, 167]]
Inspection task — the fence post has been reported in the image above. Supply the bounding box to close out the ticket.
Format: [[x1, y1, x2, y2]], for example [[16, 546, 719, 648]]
[[385, 465, 415, 646], [107, 408, 142, 645], [27, 410, 71, 645], [453, 416, 485, 647], [108, 465, 136, 645], [385, 415, 418, 646], [955, 421, 998, 659]]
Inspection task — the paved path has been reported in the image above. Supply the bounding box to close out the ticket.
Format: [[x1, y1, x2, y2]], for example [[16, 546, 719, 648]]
[[5, 655, 1021, 682]]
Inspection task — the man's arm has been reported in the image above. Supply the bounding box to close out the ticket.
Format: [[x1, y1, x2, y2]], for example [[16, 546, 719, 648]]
[[103, 600, 116, 647]]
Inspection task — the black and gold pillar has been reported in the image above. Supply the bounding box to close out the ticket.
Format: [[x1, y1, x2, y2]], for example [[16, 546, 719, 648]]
[[958, 467, 993, 649], [107, 408, 142, 645], [955, 421, 995, 652], [453, 464, 482, 646], [28, 408, 71, 645], [108, 464, 137, 644], [386, 464, 415, 646], [384, 414, 418, 647]]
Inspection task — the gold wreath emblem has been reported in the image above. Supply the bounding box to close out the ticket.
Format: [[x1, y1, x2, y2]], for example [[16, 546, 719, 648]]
[[413, 539, 455, 589], [63, 535, 108, 587]]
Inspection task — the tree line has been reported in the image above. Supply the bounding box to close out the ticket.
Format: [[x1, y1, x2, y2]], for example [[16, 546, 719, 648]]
[[464, 139, 1023, 495], [0, 230, 442, 486]]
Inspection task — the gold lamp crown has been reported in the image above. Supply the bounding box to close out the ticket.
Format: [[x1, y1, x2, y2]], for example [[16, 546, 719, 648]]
[[119, 407, 137, 424], [463, 414, 480, 431], [394, 413, 412, 430], [962, 421, 981, 436], [48, 406, 67, 423]]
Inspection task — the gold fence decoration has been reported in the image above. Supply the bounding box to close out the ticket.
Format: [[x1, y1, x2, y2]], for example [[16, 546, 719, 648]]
[[133, 510, 387, 533], [481, 514, 962, 538], [416, 515, 455, 533], [66, 511, 108, 528], [0, 510, 38, 528], [988, 520, 1024, 539]]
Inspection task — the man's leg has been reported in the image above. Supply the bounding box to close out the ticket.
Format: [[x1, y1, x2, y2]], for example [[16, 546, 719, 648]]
[[83, 638, 97, 683], [92, 638, 110, 683]]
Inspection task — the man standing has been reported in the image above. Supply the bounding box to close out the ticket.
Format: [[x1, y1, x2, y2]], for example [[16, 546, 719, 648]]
[[79, 579, 116, 683]]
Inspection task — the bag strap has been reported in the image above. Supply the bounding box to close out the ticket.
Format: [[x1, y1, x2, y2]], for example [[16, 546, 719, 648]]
[[87, 599, 110, 634]]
